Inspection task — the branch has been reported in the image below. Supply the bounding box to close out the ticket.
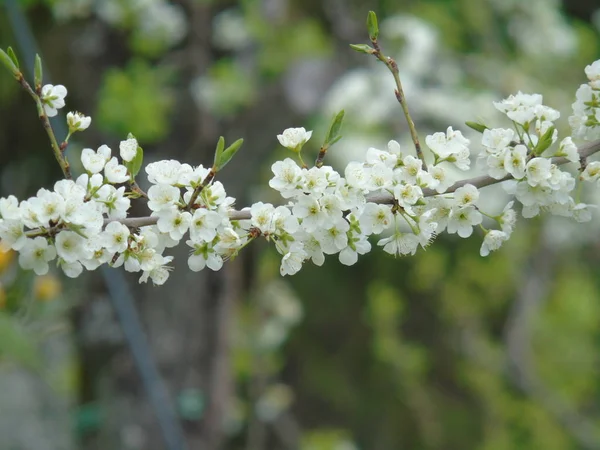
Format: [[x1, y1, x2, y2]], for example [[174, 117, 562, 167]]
[[371, 39, 426, 170], [17, 74, 71, 179], [105, 139, 600, 229]]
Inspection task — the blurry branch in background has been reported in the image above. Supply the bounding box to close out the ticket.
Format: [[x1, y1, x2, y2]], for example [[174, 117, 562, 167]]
[[503, 241, 600, 449], [458, 236, 600, 449]]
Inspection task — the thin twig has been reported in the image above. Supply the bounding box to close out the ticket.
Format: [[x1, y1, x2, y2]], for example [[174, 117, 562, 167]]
[[186, 168, 216, 211], [17, 74, 71, 179], [371, 40, 427, 170]]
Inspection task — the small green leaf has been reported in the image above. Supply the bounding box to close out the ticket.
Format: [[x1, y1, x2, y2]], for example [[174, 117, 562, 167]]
[[367, 11, 379, 41], [129, 145, 144, 177], [349, 44, 375, 55], [213, 136, 225, 169], [465, 121, 488, 133], [0, 48, 19, 76], [217, 138, 243, 171], [327, 135, 342, 146], [325, 110, 344, 147], [534, 126, 555, 155], [34, 54, 42, 88], [7, 47, 19, 69], [127, 132, 136, 140]]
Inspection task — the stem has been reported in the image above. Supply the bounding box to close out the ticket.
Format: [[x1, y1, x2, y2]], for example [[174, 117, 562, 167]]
[[186, 168, 216, 210], [372, 41, 426, 170], [315, 145, 328, 168], [17, 74, 71, 179], [129, 179, 148, 199], [297, 151, 307, 169]]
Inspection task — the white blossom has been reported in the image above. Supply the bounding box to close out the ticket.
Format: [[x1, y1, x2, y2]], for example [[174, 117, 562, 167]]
[[269, 158, 304, 197], [104, 157, 129, 184], [40, 84, 67, 117], [120, 137, 139, 162], [453, 184, 479, 208], [81, 145, 111, 174], [67, 111, 91, 132], [480, 230, 507, 257], [359, 203, 393, 235], [280, 243, 307, 276], [447, 206, 482, 238], [147, 184, 181, 212], [55, 231, 87, 263], [277, 127, 312, 151], [19, 237, 57, 275], [102, 221, 130, 253]]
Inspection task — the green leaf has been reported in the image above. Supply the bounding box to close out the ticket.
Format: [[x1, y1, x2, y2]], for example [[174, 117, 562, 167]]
[[0, 48, 19, 76], [349, 44, 375, 55], [213, 136, 225, 169], [534, 126, 555, 155], [465, 121, 488, 133], [7, 47, 19, 69], [327, 135, 342, 146], [129, 145, 144, 177], [34, 54, 42, 88], [325, 110, 344, 147], [367, 11, 379, 41], [217, 138, 243, 171]]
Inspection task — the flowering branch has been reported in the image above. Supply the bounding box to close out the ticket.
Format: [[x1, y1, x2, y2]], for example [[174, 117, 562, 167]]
[[3, 11, 600, 285], [102, 137, 600, 229]]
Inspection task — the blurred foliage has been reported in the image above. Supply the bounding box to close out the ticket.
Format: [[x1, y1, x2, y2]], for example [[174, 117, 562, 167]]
[[96, 59, 175, 143]]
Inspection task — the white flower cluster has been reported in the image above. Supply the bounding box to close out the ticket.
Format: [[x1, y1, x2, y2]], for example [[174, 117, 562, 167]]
[[570, 60, 600, 141], [260, 136, 495, 276], [2, 59, 600, 283]]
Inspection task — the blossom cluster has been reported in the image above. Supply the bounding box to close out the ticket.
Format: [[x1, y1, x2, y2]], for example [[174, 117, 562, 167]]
[[1, 57, 600, 284]]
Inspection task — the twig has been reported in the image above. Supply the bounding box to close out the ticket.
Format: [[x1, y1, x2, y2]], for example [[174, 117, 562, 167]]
[[17, 74, 71, 179], [371, 40, 426, 170], [186, 169, 216, 211]]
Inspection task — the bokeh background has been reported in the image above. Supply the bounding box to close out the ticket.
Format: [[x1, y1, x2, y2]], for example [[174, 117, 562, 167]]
[[1, 0, 600, 449]]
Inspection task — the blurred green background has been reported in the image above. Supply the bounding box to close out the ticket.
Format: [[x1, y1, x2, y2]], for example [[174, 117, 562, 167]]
[[1, 0, 600, 449]]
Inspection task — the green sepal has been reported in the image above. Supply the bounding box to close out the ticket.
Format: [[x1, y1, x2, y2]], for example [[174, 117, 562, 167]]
[[34, 54, 43, 88], [213, 136, 225, 169], [325, 110, 344, 147], [465, 121, 488, 133], [217, 138, 243, 171], [66, 223, 89, 239], [367, 11, 379, 41], [125, 190, 144, 199], [349, 44, 375, 55], [0, 48, 19, 76], [534, 126, 555, 155]]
